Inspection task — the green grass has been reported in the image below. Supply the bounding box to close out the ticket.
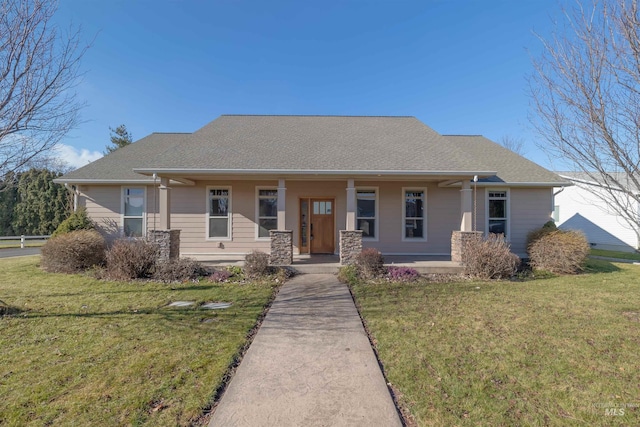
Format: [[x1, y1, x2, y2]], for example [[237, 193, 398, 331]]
[[0, 239, 46, 248], [0, 257, 276, 426], [351, 260, 640, 426], [590, 248, 640, 261]]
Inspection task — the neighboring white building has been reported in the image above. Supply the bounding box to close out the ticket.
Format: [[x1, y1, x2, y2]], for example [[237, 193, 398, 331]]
[[555, 173, 640, 252]]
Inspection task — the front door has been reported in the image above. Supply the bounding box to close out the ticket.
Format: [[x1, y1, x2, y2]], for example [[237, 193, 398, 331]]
[[309, 199, 335, 254]]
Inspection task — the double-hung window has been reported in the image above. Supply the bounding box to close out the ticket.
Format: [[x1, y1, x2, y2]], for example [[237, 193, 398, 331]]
[[208, 188, 230, 239], [123, 187, 145, 237], [356, 189, 377, 239], [488, 190, 508, 237], [403, 189, 426, 240], [257, 189, 278, 238]]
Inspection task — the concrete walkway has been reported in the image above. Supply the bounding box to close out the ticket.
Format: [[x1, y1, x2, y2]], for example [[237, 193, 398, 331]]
[[208, 274, 403, 427]]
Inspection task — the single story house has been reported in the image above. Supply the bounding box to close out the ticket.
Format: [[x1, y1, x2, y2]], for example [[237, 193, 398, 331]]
[[56, 115, 569, 264], [554, 172, 640, 252]]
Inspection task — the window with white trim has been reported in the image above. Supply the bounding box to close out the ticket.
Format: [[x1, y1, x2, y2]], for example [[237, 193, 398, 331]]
[[257, 189, 278, 238], [488, 190, 508, 237], [123, 187, 145, 237], [208, 188, 230, 239], [357, 189, 377, 239], [404, 189, 425, 239]]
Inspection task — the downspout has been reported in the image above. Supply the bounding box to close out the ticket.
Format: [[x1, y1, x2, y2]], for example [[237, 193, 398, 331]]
[[552, 187, 565, 223]]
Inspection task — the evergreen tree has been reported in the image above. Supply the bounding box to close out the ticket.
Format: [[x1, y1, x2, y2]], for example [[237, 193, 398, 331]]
[[0, 173, 19, 236], [105, 124, 133, 154], [12, 169, 69, 235]]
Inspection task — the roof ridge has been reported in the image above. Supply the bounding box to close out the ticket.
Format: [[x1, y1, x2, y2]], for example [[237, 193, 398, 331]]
[[442, 134, 484, 137], [151, 132, 192, 135]]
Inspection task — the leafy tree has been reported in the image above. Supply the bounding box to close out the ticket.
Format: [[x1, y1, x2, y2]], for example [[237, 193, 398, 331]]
[[105, 124, 133, 154], [12, 169, 69, 235], [0, 0, 88, 180], [529, 0, 640, 247]]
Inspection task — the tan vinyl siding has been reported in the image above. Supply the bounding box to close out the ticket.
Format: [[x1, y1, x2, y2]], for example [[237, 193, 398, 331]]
[[509, 187, 553, 255], [362, 182, 459, 254]]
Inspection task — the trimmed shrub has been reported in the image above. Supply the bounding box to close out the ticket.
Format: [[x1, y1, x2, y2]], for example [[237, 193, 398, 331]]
[[528, 230, 590, 274], [153, 258, 207, 283], [51, 207, 95, 237], [526, 220, 558, 250], [244, 250, 272, 278], [41, 229, 106, 273], [226, 265, 245, 278], [464, 233, 520, 280], [387, 266, 420, 282], [209, 269, 233, 283], [105, 239, 158, 280], [337, 265, 358, 284], [354, 248, 386, 279]]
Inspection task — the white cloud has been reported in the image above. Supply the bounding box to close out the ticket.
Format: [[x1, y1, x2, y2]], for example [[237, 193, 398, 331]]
[[53, 144, 103, 169]]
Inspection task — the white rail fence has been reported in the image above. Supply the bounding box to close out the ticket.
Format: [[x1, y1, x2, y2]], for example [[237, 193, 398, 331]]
[[0, 235, 51, 249]]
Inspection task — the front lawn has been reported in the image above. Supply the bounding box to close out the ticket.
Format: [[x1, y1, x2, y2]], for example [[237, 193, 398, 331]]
[[351, 260, 640, 426], [591, 248, 640, 261], [0, 257, 276, 426]]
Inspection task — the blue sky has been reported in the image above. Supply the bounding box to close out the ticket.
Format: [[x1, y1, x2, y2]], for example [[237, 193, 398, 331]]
[[53, 0, 563, 169]]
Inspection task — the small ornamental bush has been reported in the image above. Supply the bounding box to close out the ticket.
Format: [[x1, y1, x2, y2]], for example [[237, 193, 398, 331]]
[[464, 233, 520, 280], [51, 207, 95, 237], [153, 258, 207, 283], [105, 239, 158, 280], [354, 248, 386, 279], [387, 266, 420, 282], [244, 250, 272, 278], [526, 220, 558, 250], [41, 229, 106, 273], [528, 230, 590, 274], [209, 269, 233, 283], [337, 265, 358, 284]]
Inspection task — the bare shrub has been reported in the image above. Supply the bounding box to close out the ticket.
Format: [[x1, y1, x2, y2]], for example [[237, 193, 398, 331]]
[[105, 239, 158, 281], [244, 251, 272, 278], [526, 220, 558, 251], [153, 258, 208, 283], [355, 248, 386, 280], [464, 234, 520, 280], [528, 230, 590, 274], [41, 230, 106, 273]]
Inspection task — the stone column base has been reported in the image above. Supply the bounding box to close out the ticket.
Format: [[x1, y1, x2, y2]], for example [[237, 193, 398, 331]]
[[451, 231, 482, 264], [149, 229, 181, 261], [270, 230, 293, 265], [340, 230, 363, 265]]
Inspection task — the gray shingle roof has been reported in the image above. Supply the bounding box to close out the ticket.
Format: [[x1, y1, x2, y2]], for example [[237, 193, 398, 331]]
[[58, 115, 566, 185], [442, 135, 566, 184]]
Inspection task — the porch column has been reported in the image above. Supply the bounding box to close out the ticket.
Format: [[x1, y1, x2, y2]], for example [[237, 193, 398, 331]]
[[277, 178, 286, 230], [346, 179, 356, 230], [460, 179, 472, 232], [159, 177, 171, 230]]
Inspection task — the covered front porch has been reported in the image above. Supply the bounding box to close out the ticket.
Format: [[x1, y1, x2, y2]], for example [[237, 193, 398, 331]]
[[142, 173, 487, 265]]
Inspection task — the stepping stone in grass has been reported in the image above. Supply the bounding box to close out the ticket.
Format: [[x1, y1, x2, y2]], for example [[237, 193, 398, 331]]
[[168, 301, 196, 307], [201, 302, 232, 310]]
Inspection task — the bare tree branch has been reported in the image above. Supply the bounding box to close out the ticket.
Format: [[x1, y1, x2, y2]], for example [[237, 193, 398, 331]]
[[529, 0, 640, 247], [0, 0, 88, 183], [499, 135, 527, 156]]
